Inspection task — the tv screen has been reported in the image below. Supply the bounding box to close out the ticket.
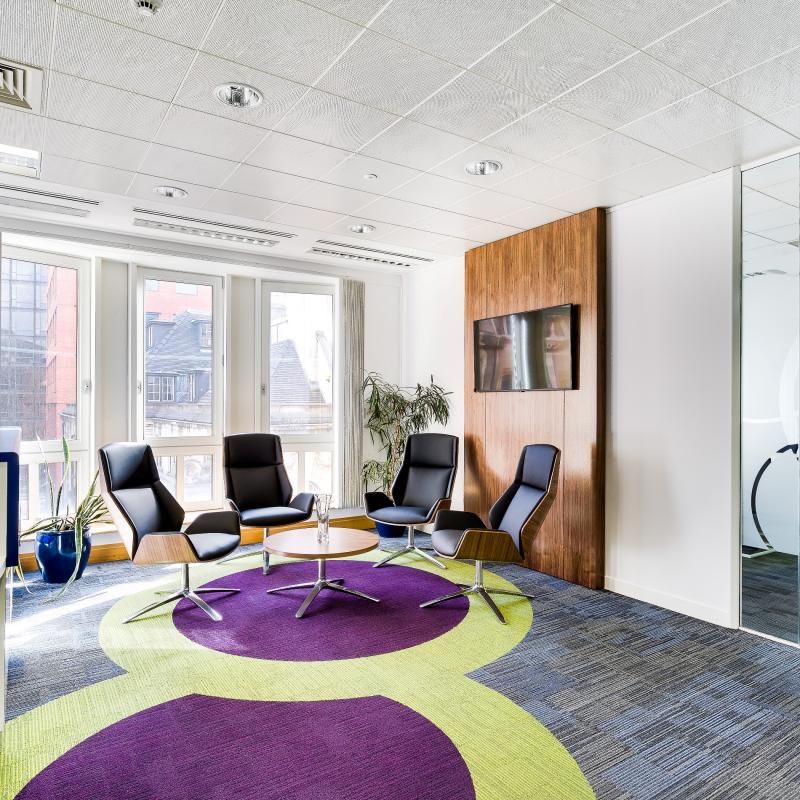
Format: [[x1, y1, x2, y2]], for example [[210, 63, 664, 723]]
[[474, 304, 576, 391]]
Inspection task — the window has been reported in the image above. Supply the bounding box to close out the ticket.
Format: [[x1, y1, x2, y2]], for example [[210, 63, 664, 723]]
[[146, 375, 175, 403]]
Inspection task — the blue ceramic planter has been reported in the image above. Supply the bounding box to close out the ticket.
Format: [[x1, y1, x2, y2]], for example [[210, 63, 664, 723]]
[[375, 521, 406, 538], [34, 529, 92, 584]]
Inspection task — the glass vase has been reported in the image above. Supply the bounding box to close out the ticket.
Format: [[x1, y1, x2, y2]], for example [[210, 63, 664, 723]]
[[315, 493, 332, 545]]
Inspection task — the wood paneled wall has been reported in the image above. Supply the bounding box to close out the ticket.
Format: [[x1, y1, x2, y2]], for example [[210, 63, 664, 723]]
[[464, 208, 606, 589]]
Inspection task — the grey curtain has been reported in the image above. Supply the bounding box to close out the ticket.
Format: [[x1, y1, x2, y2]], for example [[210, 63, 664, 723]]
[[341, 279, 365, 508]]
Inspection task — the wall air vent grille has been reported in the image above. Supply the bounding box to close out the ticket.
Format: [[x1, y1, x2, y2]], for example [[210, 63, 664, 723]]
[[0, 183, 99, 205], [309, 247, 412, 268], [0, 59, 43, 113], [134, 217, 278, 246], [315, 239, 433, 262], [133, 208, 297, 238], [0, 195, 91, 217]]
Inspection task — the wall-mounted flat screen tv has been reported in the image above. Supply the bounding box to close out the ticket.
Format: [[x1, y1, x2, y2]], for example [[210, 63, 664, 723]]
[[474, 304, 577, 391]]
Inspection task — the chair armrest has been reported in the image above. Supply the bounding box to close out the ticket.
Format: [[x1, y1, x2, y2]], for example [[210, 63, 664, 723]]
[[454, 528, 522, 563], [434, 509, 486, 532], [223, 497, 240, 515], [290, 492, 315, 516], [364, 491, 393, 514], [185, 510, 241, 536]]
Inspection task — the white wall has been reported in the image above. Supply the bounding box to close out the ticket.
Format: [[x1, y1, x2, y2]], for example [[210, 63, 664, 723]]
[[606, 170, 740, 627], [403, 258, 465, 506]]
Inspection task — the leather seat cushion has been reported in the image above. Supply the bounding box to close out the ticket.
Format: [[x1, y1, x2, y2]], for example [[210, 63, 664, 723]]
[[185, 532, 240, 561], [240, 506, 310, 527], [369, 505, 430, 524], [431, 529, 464, 558]]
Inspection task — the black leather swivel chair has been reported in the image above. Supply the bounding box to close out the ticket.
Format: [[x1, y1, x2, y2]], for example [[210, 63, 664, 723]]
[[220, 433, 315, 575], [366, 433, 459, 569], [421, 444, 560, 624], [98, 442, 241, 624]]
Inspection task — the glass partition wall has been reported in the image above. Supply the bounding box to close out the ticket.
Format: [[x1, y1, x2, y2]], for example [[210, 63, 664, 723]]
[[741, 154, 800, 644]]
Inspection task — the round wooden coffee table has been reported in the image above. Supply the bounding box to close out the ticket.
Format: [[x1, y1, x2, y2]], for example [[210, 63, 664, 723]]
[[264, 527, 380, 618]]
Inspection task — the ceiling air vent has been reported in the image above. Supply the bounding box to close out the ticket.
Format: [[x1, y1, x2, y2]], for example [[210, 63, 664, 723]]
[[315, 239, 433, 262], [0, 183, 98, 216], [133, 208, 297, 238], [309, 247, 412, 269], [0, 59, 43, 113]]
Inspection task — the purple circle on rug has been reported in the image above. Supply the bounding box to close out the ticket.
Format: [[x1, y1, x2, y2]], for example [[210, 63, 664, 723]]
[[17, 694, 476, 800], [173, 560, 469, 661]]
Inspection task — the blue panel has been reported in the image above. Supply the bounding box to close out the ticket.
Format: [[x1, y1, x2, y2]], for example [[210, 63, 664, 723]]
[[1, 452, 20, 567]]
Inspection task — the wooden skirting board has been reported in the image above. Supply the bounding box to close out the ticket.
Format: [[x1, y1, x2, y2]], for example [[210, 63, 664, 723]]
[[18, 514, 372, 574]]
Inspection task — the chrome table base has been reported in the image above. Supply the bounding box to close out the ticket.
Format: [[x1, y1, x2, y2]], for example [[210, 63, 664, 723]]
[[373, 526, 446, 570], [125, 564, 240, 624], [420, 560, 533, 625], [267, 558, 380, 619]]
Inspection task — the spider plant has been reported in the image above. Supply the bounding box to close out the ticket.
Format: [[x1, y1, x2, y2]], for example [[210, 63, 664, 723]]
[[19, 437, 106, 597], [362, 372, 451, 495]]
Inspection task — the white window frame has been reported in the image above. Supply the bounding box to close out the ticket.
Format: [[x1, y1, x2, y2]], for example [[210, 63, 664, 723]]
[[260, 281, 338, 500], [1, 245, 93, 524], [131, 267, 224, 510]]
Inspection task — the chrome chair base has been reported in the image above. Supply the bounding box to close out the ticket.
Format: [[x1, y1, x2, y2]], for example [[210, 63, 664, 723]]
[[124, 564, 240, 624], [373, 526, 446, 569], [217, 528, 272, 574], [267, 558, 380, 619], [420, 561, 533, 625]]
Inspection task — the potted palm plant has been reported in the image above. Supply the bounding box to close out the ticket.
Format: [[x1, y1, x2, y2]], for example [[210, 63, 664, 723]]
[[20, 438, 106, 595], [362, 372, 451, 537]]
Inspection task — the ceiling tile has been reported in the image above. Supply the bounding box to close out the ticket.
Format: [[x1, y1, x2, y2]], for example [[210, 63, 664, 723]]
[[138, 144, 237, 187], [267, 203, 345, 230], [375, 226, 479, 256], [558, 0, 724, 48], [127, 174, 216, 206], [303, 0, 389, 25], [494, 163, 592, 202], [355, 196, 430, 226], [766, 104, 800, 138], [645, 0, 800, 85], [323, 216, 406, 243], [741, 188, 793, 214], [360, 119, 474, 170], [274, 89, 398, 151], [606, 155, 709, 195], [173, 52, 308, 129], [741, 203, 798, 232], [620, 89, 760, 153], [675, 120, 800, 172], [0, 106, 45, 152], [548, 132, 662, 181], [45, 73, 170, 140], [741, 231, 775, 252], [40, 154, 133, 194], [156, 106, 266, 162], [60, 0, 221, 48], [553, 52, 703, 129], [548, 181, 638, 211], [203, 0, 361, 85], [317, 30, 462, 115], [370, 0, 553, 68], [758, 223, 800, 243], [52, 7, 195, 101], [742, 156, 798, 189], [44, 120, 149, 171], [222, 164, 315, 202], [473, 4, 634, 102], [390, 174, 478, 207], [431, 143, 539, 188], [742, 240, 800, 270], [408, 72, 540, 140], [758, 177, 800, 206], [499, 203, 571, 229], [291, 180, 380, 214], [0, 0, 54, 67], [484, 104, 607, 161], [247, 132, 349, 177], [449, 190, 531, 221], [323, 154, 420, 192], [202, 191, 284, 220], [413, 208, 519, 241]]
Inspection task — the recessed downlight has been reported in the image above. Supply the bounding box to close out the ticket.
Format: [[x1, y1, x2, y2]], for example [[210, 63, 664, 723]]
[[349, 223, 376, 234], [154, 185, 188, 199], [129, 0, 162, 16], [464, 159, 502, 176], [363, 173, 378, 181], [214, 83, 263, 109]]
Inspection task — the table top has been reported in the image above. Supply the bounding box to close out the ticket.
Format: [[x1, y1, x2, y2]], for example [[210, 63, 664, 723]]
[[263, 527, 380, 560]]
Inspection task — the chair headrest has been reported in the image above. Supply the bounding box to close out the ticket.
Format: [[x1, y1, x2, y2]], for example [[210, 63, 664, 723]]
[[517, 444, 559, 491], [98, 442, 158, 491], [405, 433, 458, 468], [224, 433, 283, 468]]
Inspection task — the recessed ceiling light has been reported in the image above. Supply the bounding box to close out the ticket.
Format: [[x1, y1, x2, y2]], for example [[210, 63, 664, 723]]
[[0, 143, 40, 178], [134, 218, 278, 246], [153, 185, 188, 199], [214, 83, 263, 109], [129, 0, 162, 16], [464, 159, 502, 176], [363, 173, 378, 180], [349, 223, 376, 234]]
